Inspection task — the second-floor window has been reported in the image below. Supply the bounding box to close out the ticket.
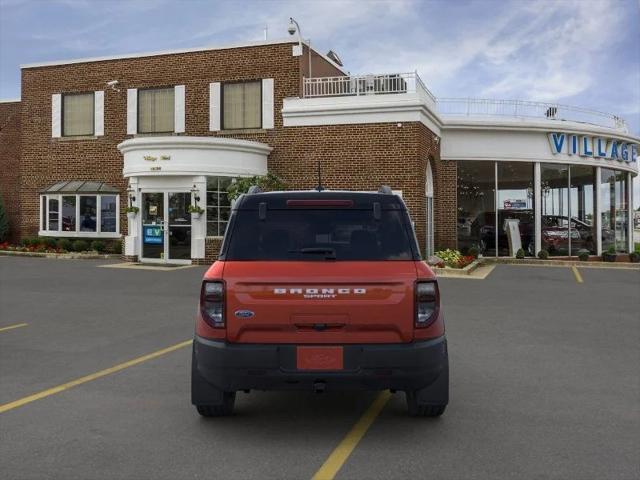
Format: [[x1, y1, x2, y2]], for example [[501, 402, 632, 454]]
[[63, 92, 94, 136], [222, 81, 261, 129], [138, 87, 175, 133]]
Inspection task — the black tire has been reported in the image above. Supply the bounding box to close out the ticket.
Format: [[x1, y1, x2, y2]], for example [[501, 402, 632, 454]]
[[195, 391, 236, 417], [406, 391, 447, 417]]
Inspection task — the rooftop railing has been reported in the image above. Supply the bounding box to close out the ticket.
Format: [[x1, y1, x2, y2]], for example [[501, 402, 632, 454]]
[[301, 73, 628, 132], [303, 72, 436, 102], [435, 98, 628, 132]]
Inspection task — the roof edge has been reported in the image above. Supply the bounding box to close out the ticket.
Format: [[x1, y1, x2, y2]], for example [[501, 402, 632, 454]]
[[0, 98, 21, 103], [20, 38, 303, 69]]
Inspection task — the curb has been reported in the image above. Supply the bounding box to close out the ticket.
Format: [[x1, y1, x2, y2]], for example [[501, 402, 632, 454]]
[[431, 259, 484, 276], [483, 257, 640, 270], [0, 250, 120, 260]]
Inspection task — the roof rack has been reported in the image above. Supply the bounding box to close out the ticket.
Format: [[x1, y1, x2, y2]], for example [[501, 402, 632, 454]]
[[377, 185, 393, 195], [247, 185, 263, 195]]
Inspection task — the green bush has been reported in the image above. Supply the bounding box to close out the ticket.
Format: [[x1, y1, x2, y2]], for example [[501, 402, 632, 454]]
[[72, 240, 89, 252], [577, 249, 589, 261], [606, 244, 616, 254], [0, 195, 9, 242], [537, 249, 549, 260], [21, 237, 36, 247], [41, 237, 57, 249], [468, 246, 480, 259], [629, 252, 640, 263], [515, 248, 525, 259], [109, 239, 122, 254], [91, 240, 106, 252], [57, 238, 73, 251], [226, 173, 286, 201]]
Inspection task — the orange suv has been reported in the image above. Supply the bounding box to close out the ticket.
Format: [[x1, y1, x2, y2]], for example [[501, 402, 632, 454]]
[[191, 187, 448, 417]]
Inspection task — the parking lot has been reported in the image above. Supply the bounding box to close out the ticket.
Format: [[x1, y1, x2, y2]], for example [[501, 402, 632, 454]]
[[1, 257, 638, 480]]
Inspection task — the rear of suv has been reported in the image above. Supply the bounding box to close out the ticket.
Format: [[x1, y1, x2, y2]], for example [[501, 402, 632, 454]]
[[191, 187, 449, 417]]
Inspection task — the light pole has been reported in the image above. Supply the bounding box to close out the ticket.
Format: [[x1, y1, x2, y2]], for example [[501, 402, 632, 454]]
[[288, 17, 312, 80]]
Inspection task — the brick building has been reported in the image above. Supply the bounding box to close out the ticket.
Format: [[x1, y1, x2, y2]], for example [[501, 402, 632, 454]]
[[1, 38, 638, 263]]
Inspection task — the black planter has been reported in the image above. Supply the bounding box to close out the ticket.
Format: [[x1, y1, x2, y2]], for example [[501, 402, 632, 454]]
[[602, 253, 617, 262], [629, 252, 640, 263]]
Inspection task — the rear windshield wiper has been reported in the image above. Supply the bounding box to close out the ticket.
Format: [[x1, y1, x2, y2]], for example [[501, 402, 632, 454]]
[[288, 247, 337, 259]]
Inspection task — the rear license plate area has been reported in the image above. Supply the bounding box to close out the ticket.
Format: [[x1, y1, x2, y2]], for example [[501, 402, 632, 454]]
[[296, 346, 344, 371]]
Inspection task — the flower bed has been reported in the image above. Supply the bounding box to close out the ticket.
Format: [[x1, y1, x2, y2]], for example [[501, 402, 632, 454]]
[[433, 249, 476, 269], [0, 237, 121, 255]]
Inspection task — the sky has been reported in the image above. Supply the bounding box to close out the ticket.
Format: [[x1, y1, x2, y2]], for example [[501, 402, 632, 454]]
[[1, 0, 639, 203]]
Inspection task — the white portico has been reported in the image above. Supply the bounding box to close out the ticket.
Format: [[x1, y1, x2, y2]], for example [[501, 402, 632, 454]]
[[118, 136, 271, 263]]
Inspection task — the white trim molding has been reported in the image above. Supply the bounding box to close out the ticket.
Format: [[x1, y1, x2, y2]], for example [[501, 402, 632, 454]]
[[174, 85, 186, 133], [94, 90, 104, 136], [118, 136, 271, 178], [51, 94, 62, 138], [262, 78, 275, 129], [282, 93, 442, 135], [127, 88, 137, 135], [209, 82, 221, 131]]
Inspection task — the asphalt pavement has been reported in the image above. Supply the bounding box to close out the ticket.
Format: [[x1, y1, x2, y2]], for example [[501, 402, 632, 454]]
[[0, 257, 638, 479]]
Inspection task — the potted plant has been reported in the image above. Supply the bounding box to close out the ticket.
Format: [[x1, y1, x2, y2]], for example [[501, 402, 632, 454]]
[[188, 204, 204, 219], [629, 248, 640, 263], [125, 206, 139, 221], [577, 249, 590, 262], [537, 249, 549, 260], [603, 245, 617, 262]]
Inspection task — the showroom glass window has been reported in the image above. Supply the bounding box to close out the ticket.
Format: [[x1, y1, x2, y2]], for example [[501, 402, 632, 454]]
[[40, 194, 119, 236], [569, 165, 596, 255], [206, 177, 234, 236], [62, 92, 94, 137], [601, 168, 628, 253], [138, 87, 174, 133], [497, 162, 534, 256], [540, 164, 569, 256], [457, 161, 496, 256], [222, 81, 261, 129]]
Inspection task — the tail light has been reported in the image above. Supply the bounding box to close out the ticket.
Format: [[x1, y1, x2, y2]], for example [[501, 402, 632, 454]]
[[200, 281, 225, 328], [415, 281, 439, 328]]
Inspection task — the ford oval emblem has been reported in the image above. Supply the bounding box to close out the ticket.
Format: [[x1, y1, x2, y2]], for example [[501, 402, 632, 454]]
[[234, 310, 255, 318]]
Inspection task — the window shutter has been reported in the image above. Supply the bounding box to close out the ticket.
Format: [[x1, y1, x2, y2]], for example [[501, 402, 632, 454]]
[[174, 85, 185, 133], [127, 88, 137, 134], [51, 94, 62, 138], [262, 78, 274, 129], [94, 91, 104, 136], [209, 82, 221, 131]]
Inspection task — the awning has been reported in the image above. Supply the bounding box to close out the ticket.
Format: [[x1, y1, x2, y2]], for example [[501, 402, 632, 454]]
[[41, 181, 120, 194]]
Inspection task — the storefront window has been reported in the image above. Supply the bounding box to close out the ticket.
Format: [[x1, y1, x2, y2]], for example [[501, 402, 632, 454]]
[[40, 193, 119, 236], [497, 162, 534, 256], [62, 196, 76, 232], [100, 195, 117, 233], [540, 164, 569, 256], [601, 169, 628, 253], [79, 196, 97, 232], [457, 161, 496, 256], [206, 177, 234, 236], [48, 197, 59, 231], [569, 166, 596, 255]]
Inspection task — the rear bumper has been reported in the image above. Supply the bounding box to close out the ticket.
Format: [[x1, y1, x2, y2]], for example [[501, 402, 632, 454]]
[[193, 335, 448, 393]]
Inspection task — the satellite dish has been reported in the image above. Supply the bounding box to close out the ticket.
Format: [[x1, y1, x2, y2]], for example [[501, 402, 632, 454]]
[[326, 50, 343, 67]]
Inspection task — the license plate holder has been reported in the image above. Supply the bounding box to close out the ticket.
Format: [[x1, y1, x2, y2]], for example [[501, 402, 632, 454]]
[[296, 346, 344, 371]]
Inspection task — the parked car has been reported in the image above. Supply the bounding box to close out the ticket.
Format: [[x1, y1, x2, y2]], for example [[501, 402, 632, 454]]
[[191, 187, 448, 417]]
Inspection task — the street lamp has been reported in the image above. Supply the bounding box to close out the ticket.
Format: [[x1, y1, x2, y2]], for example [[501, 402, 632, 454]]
[[288, 17, 312, 79]]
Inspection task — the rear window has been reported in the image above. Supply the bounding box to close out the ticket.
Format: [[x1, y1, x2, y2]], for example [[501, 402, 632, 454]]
[[224, 209, 418, 261]]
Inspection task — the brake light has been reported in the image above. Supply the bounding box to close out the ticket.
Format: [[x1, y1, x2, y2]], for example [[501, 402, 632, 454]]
[[200, 281, 225, 328], [415, 281, 439, 328], [286, 199, 354, 207]]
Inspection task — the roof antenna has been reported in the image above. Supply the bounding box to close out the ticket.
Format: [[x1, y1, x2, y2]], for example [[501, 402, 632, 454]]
[[316, 160, 324, 192]]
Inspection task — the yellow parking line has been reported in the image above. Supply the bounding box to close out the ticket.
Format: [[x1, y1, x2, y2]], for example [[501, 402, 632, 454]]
[[312, 390, 392, 480], [0, 323, 28, 333], [0, 339, 192, 414], [571, 266, 584, 283]]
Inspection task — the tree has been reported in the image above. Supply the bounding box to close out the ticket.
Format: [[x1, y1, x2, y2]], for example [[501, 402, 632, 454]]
[[226, 173, 286, 201], [0, 195, 9, 242]]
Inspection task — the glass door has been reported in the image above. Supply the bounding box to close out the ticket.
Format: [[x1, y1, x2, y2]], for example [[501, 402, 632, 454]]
[[141, 192, 165, 261], [167, 192, 191, 261]]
